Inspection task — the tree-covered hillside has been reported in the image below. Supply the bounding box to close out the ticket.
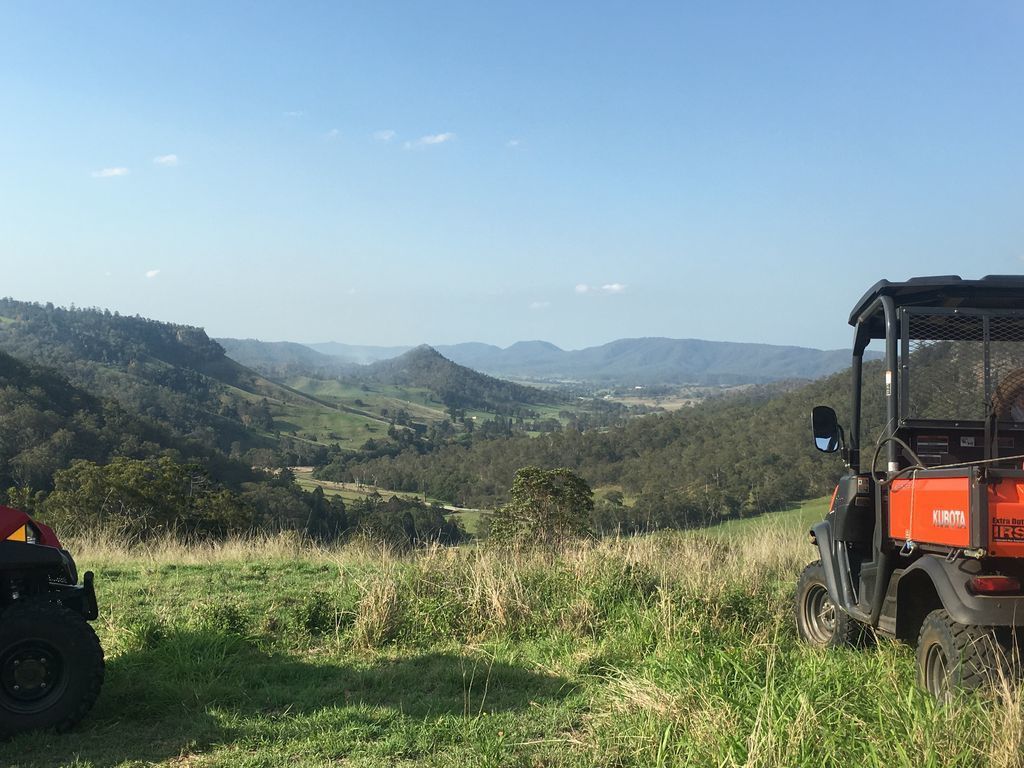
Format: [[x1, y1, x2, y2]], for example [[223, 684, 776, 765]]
[[0, 348, 252, 491], [318, 360, 887, 528], [0, 299, 371, 464], [0, 297, 897, 542], [0, 299, 263, 451], [0, 345, 464, 545], [361, 345, 555, 413]]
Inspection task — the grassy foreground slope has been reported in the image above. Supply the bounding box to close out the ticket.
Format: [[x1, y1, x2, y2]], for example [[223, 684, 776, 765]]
[[3, 499, 1023, 768]]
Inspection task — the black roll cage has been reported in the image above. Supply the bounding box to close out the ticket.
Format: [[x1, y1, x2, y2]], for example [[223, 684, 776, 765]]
[[848, 276, 1024, 476]]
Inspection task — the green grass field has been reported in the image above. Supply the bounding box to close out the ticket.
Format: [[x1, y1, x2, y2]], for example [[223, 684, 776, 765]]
[[285, 377, 449, 423], [3, 500, 1023, 767], [281, 376, 594, 447]]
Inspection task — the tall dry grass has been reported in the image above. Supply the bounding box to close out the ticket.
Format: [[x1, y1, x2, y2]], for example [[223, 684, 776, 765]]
[[62, 517, 1024, 766]]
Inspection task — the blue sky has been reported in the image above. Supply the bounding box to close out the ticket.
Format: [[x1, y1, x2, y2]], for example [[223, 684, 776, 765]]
[[2, 2, 1023, 350]]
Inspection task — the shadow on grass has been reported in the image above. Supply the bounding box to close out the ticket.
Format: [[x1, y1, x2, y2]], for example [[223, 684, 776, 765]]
[[0, 630, 572, 767]]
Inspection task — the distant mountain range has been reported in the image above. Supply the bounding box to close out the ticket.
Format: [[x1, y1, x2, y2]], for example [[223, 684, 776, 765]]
[[301, 337, 868, 385]]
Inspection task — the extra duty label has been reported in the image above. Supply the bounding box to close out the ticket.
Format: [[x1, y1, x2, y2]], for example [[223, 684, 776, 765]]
[[994, 517, 1024, 542]]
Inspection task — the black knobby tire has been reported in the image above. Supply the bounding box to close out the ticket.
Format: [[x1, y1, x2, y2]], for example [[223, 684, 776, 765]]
[[916, 608, 1015, 701], [794, 560, 862, 648], [0, 601, 105, 737]]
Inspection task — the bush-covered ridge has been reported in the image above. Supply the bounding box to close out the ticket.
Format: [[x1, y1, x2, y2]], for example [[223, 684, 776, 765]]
[[362, 344, 555, 410], [0, 347, 253, 490], [318, 358, 888, 523]]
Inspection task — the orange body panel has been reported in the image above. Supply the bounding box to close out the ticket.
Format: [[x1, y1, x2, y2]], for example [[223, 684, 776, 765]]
[[888, 477, 1024, 557], [888, 477, 972, 548], [988, 480, 1024, 557]]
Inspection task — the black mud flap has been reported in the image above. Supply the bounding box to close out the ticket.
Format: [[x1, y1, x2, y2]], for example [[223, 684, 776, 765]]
[[812, 521, 843, 606], [811, 521, 871, 622]]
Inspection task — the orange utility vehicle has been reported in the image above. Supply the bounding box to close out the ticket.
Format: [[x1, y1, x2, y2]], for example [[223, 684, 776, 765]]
[[797, 276, 1024, 697]]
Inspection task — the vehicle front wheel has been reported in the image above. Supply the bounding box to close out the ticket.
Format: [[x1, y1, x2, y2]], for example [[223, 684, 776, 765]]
[[795, 560, 862, 648], [0, 601, 105, 737], [916, 609, 1014, 702]]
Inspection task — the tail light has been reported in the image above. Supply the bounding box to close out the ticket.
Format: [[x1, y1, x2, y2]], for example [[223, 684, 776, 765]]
[[969, 575, 1022, 595]]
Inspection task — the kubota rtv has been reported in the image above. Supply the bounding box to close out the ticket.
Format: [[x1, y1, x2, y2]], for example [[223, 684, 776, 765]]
[[798, 275, 1024, 697]]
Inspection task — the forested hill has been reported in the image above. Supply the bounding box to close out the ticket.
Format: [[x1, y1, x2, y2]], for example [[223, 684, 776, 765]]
[[318, 359, 887, 525], [359, 345, 555, 409], [0, 348, 249, 490], [0, 299, 333, 461], [219, 338, 557, 412], [0, 298, 225, 371]]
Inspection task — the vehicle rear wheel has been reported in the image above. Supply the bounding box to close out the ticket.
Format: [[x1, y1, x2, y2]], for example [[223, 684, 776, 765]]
[[795, 560, 862, 648], [916, 609, 1015, 702], [0, 601, 104, 737]]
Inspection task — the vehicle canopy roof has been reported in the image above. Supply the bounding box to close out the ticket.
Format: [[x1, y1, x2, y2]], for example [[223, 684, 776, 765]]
[[851, 275, 1024, 340]]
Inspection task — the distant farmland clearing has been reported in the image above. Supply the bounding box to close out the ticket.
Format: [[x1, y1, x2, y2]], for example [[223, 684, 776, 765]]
[[291, 467, 489, 535]]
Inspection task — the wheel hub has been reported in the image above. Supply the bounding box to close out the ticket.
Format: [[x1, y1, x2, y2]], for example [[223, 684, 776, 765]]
[[803, 583, 839, 644], [925, 643, 950, 700], [1, 642, 62, 705]]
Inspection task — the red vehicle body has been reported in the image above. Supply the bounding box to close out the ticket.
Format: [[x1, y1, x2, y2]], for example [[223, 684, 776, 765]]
[[0, 505, 62, 548], [0, 504, 103, 735]]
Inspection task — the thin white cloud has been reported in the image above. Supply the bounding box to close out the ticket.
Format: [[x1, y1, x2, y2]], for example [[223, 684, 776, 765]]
[[92, 167, 129, 178], [529, 300, 551, 310], [283, 110, 305, 118], [506, 138, 522, 149], [576, 282, 626, 295], [372, 129, 396, 142], [145, 269, 161, 279], [325, 128, 341, 140], [153, 154, 179, 167], [404, 132, 456, 149]]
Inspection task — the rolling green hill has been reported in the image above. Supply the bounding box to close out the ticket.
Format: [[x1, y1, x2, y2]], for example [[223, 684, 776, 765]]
[[361, 345, 556, 412]]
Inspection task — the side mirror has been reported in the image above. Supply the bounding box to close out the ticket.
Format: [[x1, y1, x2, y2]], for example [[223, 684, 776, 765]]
[[811, 405, 842, 453]]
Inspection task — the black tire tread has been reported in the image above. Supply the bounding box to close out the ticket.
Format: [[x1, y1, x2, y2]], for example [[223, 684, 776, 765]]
[[917, 608, 1014, 695], [0, 600, 105, 737]]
